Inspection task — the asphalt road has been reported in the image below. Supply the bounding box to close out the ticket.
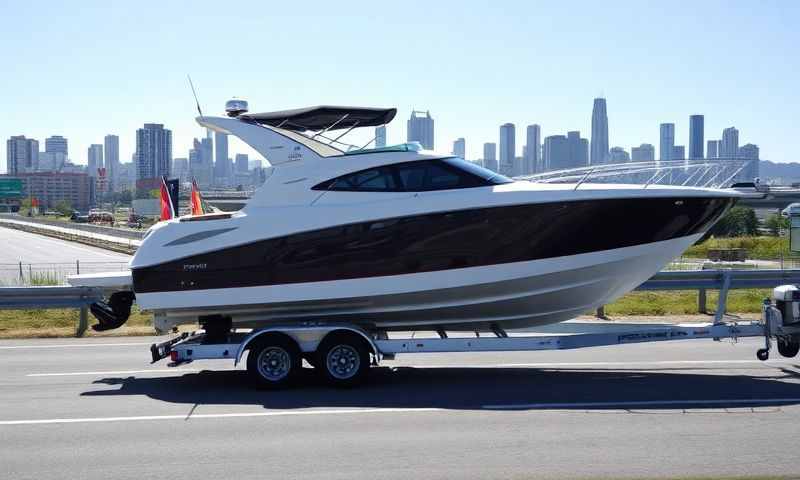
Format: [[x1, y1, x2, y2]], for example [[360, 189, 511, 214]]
[[0, 227, 130, 283], [2, 335, 800, 479]]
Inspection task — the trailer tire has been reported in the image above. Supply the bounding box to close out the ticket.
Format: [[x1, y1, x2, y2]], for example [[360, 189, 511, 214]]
[[316, 332, 371, 388], [777, 339, 800, 358], [246, 334, 301, 389]]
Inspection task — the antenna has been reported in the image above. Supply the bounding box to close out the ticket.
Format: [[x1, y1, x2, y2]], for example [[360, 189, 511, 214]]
[[187, 74, 203, 117]]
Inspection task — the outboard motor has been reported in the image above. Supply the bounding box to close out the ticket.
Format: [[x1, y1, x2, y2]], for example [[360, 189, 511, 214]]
[[90, 291, 135, 331]]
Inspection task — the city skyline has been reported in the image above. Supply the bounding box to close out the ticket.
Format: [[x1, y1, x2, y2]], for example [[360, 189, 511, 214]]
[[0, 1, 797, 172]]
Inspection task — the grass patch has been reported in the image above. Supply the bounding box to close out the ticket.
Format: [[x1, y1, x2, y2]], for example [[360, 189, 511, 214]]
[[605, 289, 769, 316], [0, 305, 154, 338], [684, 236, 790, 260]]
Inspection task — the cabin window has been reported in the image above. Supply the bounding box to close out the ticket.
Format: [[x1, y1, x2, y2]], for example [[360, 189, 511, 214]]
[[319, 166, 400, 192]]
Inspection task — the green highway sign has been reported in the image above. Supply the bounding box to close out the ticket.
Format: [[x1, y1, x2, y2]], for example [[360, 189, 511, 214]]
[[0, 178, 23, 198]]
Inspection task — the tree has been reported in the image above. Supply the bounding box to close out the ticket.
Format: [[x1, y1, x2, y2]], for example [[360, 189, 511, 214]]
[[709, 206, 759, 237], [54, 200, 73, 217], [765, 213, 789, 236]]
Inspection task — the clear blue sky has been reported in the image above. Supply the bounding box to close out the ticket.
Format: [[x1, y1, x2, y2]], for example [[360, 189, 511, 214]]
[[1, 0, 798, 172]]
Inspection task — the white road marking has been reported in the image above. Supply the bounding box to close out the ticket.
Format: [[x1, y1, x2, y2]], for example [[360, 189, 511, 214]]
[[483, 398, 800, 409], [494, 360, 793, 367], [0, 342, 151, 350], [26, 369, 198, 377], [0, 408, 442, 426]]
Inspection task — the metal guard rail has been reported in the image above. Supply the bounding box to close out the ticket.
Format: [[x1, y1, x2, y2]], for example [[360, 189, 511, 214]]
[[0, 286, 103, 337]]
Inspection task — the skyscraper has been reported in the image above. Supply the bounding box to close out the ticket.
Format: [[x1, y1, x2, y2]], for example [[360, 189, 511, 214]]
[[609, 147, 630, 162], [214, 131, 229, 184], [738, 144, 760, 181], [87, 144, 103, 177], [190, 131, 214, 188], [375, 126, 386, 148], [631, 143, 655, 161], [659, 123, 675, 162], [135, 123, 172, 183], [407, 110, 434, 149], [483, 142, 497, 172], [672, 145, 685, 160], [498, 123, 515, 176], [590, 98, 609, 165], [543, 135, 569, 170], [172, 157, 189, 182], [525, 124, 541, 174], [104, 134, 119, 191], [45, 136, 68, 159], [452, 138, 465, 159], [689, 114, 704, 160], [235, 153, 249, 173], [706, 140, 719, 159], [720, 127, 739, 158], [567, 131, 589, 168], [6, 136, 38, 175]]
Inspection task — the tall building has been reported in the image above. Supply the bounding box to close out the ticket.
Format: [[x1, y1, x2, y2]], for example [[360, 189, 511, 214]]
[[688, 114, 704, 160], [213, 131, 230, 185], [609, 147, 630, 162], [189, 134, 213, 188], [482, 142, 498, 172], [7, 172, 91, 210], [375, 126, 387, 148], [631, 143, 655, 161], [235, 153, 249, 173], [738, 144, 760, 181], [104, 135, 119, 191], [135, 123, 172, 185], [659, 123, 675, 162], [172, 157, 189, 182], [6, 136, 38, 174], [524, 124, 541, 175], [543, 135, 569, 170], [672, 145, 685, 160], [499, 123, 515, 176], [45, 136, 68, 158], [706, 139, 719, 159], [590, 98, 609, 164], [37, 151, 65, 172], [407, 110, 434, 150], [452, 138, 465, 159], [720, 127, 739, 158], [567, 131, 589, 168], [87, 144, 103, 177]]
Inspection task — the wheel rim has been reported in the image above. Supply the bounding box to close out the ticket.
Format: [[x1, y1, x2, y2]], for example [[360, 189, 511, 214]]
[[326, 344, 361, 380], [256, 346, 291, 381]]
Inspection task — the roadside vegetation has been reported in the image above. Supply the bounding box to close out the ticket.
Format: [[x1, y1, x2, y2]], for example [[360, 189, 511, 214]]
[[605, 289, 768, 316], [0, 306, 154, 338]]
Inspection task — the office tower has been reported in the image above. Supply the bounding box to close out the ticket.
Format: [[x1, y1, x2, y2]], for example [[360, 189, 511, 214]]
[[214, 131, 230, 184], [738, 144, 760, 181], [706, 140, 719, 159], [135, 123, 172, 182], [104, 134, 119, 191], [631, 143, 655, 161], [452, 138, 466, 159], [172, 157, 189, 182], [407, 110, 434, 149], [659, 123, 675, 162], [87, 144, 103, 177], [609, 147, 630, 162], [688, 114, 704, 160], [483, 142, 498, 172], [235, 153, 249, 173], [190, 135, 214, 187], [249, 159, 263, 170], [499, 123, 515, 176], [543, 135, 569, 170], [720, 127, 739, 158], [590, 98, 609, 164], [525, 124, 541, 174], [375, 126, 387, 148], [567, 131, 589, 168], [6, 136, 39, 175], [37, 151, 64, 172], [672, 145, 685, 160], [45, 135, 68, 158]]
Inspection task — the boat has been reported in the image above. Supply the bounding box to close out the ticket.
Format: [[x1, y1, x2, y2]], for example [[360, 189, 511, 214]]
[[69, 101, 740, 334]]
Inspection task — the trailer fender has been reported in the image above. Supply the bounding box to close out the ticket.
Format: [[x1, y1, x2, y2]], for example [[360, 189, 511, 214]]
[[234, 325, 379, 366]]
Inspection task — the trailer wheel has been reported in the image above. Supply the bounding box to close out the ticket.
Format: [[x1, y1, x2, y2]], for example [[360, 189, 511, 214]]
[[777, 339, 800, 358], [246, 335, 301, 389], [316, 332, 371, 388]]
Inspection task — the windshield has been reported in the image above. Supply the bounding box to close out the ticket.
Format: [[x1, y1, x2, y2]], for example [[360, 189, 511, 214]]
[[442, 157, 514, 185]]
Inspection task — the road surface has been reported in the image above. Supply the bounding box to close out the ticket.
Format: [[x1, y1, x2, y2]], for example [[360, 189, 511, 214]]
[[1, 335, 799, 479], [0, 227, 130, 284]]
